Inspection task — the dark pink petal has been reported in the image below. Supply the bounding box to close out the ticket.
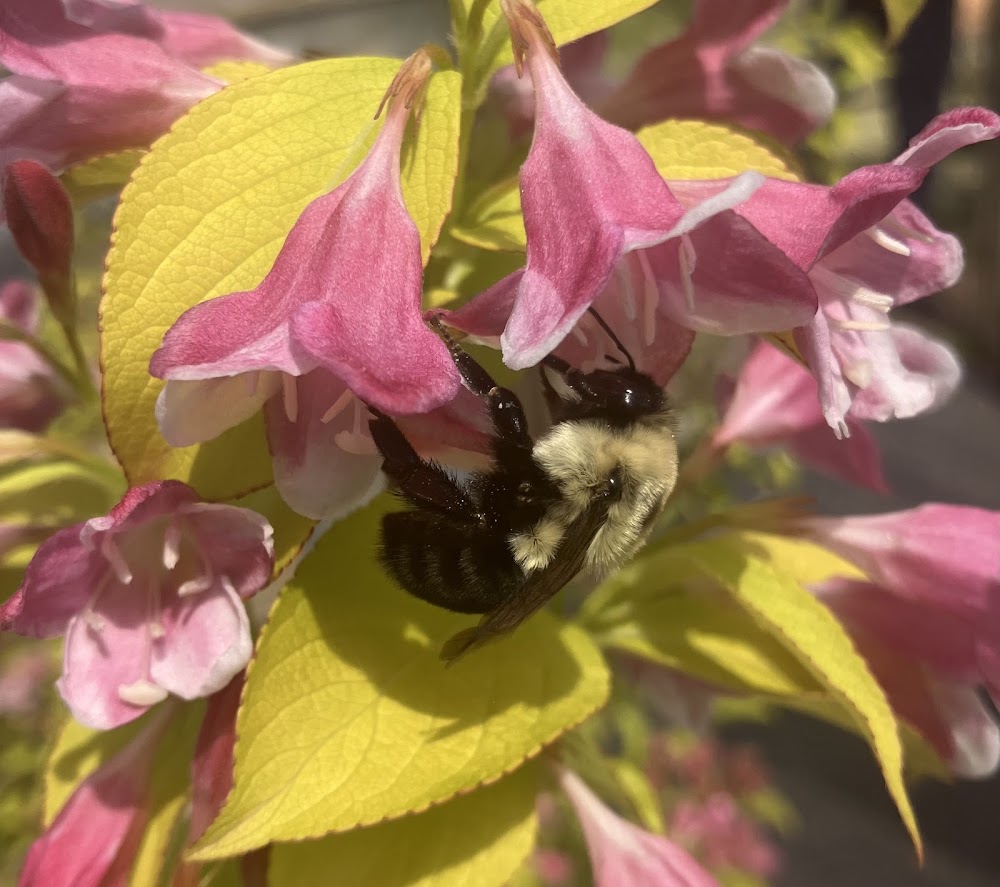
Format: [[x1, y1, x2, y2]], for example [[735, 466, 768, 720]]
[[181, 503, 274, 599], [0, 525, 102, 638], [264, 370, 385, 521], [18, 708, 167, 887], [559, 767, 721, 887], [149, 581, 252, 701], [58, 579, 159, 729], [189, 672, 243, 844]]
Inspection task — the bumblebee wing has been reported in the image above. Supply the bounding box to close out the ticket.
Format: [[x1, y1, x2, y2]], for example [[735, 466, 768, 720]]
[[440, 502, 609, 664]]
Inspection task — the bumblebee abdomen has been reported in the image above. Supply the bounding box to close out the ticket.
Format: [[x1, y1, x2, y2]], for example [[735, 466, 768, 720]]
[[379, 511, 523, 615]]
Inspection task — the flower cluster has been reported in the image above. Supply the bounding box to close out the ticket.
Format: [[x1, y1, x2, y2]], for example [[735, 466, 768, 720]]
[[1, 0, 998, 885]]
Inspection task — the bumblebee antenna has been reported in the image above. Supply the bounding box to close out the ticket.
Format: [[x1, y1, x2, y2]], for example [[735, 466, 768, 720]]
[[586, 307, 635, 371]]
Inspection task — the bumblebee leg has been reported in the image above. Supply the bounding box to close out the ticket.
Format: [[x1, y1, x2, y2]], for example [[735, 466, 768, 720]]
[[428, 317, 532, 450], [368, 409, 483, 524]]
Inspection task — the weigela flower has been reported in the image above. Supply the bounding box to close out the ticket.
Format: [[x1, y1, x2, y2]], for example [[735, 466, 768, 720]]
[[450, 1, 817, 377], [675, 107, 1000, 434], [495, 0, 834, 144], [18, 704, 171, 887], [801, 504, 1000, 777], [0, 481, 274, 729], [0, 0, 288, 212], [558, 767, 721, 887], [151, 53, 464, 519], [713, 340, 888, 491], [0, 280, 66, 432]]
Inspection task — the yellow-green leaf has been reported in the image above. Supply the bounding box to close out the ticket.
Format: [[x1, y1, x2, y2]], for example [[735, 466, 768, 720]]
[[724, 531, 866, 586], [192, 498, 609, 859], [269, 763, 540, 887], [882, 0, 928, 42], [61, 150, 144, 204], [202, 60, 273, 84], [579, 552, 820, 697], [228, 484, 315, 576], [101, 59, 461, 499], [679, 536, 922, 859], [465, 0, 658, 79], [637, 120, 799, 182], [0, 461, 121, 529], [452, 176, 525, 252]]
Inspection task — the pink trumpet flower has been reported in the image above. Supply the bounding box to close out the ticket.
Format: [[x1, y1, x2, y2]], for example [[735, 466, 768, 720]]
[[0, 0, 289, 216], [495, 0, 834, 145], [18, 706, 172, 887], [713, 340, 888, 491], [150, 52, 465, 519], [558, 767, 721, 887], [674, 107, 1000, 434], [0, 481, 274, 729], [450, 0, 817, 375], [801, 504, 1000, 776]]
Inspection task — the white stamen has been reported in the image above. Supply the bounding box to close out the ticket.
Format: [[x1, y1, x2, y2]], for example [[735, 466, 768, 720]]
[[636, 250, 659, 347], [678, 235, 698, 314], [245, 371, 260, 397], [850, 288, 894, 313], [321, 389, 354, 424], [831, 318, 892, 332], [118, 679, 168, 707], [162, 522, 181, 570], [570, 322, 590, 346], [83, 611, 105, 632], [282, 374, 298, 423], [101, 536, 132, 584], [177, 575, 213, 597], [616, 262, 638, 321], [831, 418, 850, 440], [335, 431, 378, 455], [867, 226, 911, 257], [149, 621, 165, 639]]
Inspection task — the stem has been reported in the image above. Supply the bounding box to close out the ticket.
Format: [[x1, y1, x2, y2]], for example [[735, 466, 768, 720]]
[[59, 317, 97, 399]]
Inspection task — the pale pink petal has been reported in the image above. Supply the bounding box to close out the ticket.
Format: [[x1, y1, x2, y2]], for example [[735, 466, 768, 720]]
[[154, 373, 281, 448], [559, 767, 721, 887], [895, 106, 1000, 169], [929, 681, 1000, 779], [148, 11, 292, 68], [58, 580, 158, 730], [149, 581, 251, 700], [847, 324, 961, 421], [182, 502, 275, 599], [264, 370, 385, 521]]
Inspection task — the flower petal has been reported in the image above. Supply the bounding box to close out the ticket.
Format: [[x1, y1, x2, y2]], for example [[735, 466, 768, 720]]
[[181, 502, 275, 599], [264, 370, 385, 521], [150, 580, 251, 700], [57, 579, 155, 729]]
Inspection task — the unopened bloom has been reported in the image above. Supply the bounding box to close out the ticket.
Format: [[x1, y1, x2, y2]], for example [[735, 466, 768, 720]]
[[558, 767, 721, 887], [495, 0, 834, 144], [0, 0, 288, 212], [451, 0, 817, 375], [677, 107, 1000, 433], [800, 504, 1000, 776], [18, 705, 171, 887], [713, 340, 888, 491], [0, 280, 65, 432], [0, 481, 274, 729], [151, 53, 463, 519]]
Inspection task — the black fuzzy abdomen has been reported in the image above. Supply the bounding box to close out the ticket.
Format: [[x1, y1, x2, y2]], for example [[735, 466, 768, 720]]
[[379, 511, 523, 614]]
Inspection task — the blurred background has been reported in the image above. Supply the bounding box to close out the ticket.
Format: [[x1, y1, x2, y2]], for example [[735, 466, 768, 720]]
[[1, 1, 997, 885]]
